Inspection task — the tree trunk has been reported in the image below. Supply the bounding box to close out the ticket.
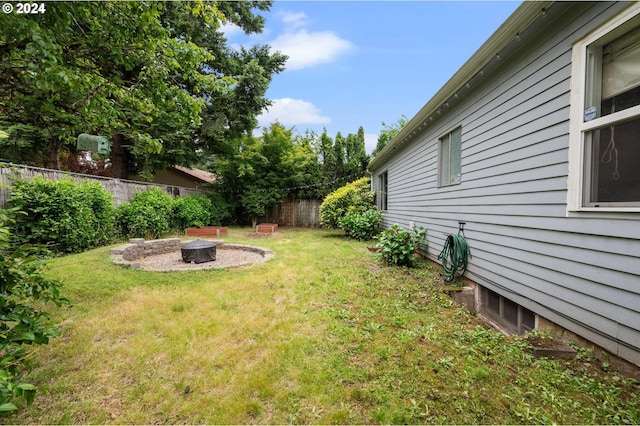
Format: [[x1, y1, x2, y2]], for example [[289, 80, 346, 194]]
[[110, 133, 130, 179], [47, 138, 60, 169]]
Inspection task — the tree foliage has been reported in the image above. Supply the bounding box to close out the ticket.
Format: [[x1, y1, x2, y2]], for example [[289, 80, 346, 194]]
[[0, 1, 285, 179], [0, 208, 67, 413], [371, 115, 409, 158], [315, 127, 369, 195], [213, 123, 317, 225]]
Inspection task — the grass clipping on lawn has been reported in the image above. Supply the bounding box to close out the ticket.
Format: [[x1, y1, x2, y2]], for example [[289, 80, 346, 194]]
[[7, 228, 640, 424]]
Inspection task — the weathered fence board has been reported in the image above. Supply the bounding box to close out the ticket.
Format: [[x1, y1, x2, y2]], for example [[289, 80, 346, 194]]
[[260, 199, 322, 228], [260, 198, 322, 228], [0, 162, 206, 208]]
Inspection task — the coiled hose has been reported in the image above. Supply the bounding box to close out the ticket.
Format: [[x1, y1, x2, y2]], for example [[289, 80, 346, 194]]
[[438, 234, 471, 282]]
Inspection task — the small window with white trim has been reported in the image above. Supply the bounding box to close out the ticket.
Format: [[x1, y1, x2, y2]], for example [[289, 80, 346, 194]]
[[379, 171, 388, 210], [570, 6, 640, 209], [439, 126, 462, 187]]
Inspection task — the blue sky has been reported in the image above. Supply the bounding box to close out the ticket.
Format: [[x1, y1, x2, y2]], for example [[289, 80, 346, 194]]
[[223, 1, 522, 153]]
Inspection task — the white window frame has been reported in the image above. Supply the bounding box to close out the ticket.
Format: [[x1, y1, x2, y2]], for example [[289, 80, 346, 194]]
[[567, 3, 640, 213], [438, 126, 462, 187], [379, 171, 388, 211]]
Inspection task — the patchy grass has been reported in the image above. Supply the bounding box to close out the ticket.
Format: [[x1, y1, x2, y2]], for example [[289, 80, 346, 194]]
[[5, 228, 640, 424]]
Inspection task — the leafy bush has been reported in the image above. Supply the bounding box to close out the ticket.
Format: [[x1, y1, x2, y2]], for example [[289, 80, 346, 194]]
[[115, 188, 176, 239], [320, 177, 374, 229], [206, 193, 231, 226], [174, 195, 212, 229], [0, 208, 67, 413], [173, 194, 231, 229], [338, 208, 382, 241], [375, 224, 426, 267], [9, 178, 115, 253]]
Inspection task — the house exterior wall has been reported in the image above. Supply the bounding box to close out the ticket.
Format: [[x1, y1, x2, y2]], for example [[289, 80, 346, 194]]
[[370, 2, 640, 365]]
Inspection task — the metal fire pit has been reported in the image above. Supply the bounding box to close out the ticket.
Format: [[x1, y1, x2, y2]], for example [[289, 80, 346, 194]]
[[181, 240, 216, 264]]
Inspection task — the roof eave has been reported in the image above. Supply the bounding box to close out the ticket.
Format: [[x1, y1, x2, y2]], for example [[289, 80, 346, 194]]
[[368, 1, 552, 172]]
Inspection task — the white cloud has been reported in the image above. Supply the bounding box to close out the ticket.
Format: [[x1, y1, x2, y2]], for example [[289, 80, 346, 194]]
[[219, 22, 243, 38], [271, 30, 353, 70], [257, 98, 331, 129], [364, 133, 378, 155], [278, 11, 309, 30], [221, 10, 352, 70]]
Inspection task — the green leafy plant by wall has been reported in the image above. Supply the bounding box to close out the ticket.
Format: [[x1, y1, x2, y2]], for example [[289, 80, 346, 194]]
[[206, 193, 232, 226], [320, 177, 375, 229], [174, 195, 213, 229], [0, 208, 68, 414], [174, 194, 231, 230], [375, 224, 426, 267], [9, 178, 115, 253], [338, 208, 382, 241], [115, 188, 175, 239]]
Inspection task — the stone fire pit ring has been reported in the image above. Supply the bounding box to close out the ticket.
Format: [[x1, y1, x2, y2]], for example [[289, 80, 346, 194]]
[[110, 238, 274, 271]]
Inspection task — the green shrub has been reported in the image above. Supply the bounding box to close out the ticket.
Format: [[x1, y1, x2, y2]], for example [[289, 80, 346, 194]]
[[338, 208, 382, 241], [9, 178, 115, 253], [174, 195, 212, 229], [115, 188, 175, 239], [375, 224, 426, 267], [0, 208, 67, 414], [206, 193, 231, 226], [320, 177, 374, 229]]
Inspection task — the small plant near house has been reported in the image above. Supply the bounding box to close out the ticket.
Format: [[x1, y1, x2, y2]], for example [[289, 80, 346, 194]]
[[375, 224, 426, 267], [338, 208, 382, 241], [0, 208, 67, 414]]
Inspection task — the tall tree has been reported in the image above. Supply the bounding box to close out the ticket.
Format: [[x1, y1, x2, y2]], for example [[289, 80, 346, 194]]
[[345, 126, 369, 180], [214, 123, 315, 226], [333, 131, 346, 181], [165, 1, 287, 153], [372, 115, 409, 158], [0, 1, 284, 179], [1, 2, 219, 174]]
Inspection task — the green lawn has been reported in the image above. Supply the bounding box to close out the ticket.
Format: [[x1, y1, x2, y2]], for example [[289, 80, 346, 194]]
[[6, 228, 639, 424]]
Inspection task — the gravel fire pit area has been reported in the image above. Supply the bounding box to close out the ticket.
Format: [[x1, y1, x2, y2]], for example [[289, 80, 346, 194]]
[[110, 238, 273, 271]]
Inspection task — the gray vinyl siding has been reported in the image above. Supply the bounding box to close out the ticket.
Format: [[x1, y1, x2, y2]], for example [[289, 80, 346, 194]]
[[372, 2, 640, 365]]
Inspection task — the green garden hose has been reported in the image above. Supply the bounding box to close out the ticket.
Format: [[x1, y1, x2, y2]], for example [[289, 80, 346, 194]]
[[438, 234, 471, 282]]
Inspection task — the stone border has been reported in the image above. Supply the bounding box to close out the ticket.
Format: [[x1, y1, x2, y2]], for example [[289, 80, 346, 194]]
[[110, 238, 273, 270], [110, 238, 183, 262]]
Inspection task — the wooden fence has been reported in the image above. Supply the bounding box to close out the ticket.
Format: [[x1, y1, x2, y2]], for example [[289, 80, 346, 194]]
[[0, 162, 206, 208], [260, 198, 323, 228]]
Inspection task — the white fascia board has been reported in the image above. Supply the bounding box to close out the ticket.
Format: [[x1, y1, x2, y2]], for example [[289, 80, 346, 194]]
[[368, 1, 552, 172]]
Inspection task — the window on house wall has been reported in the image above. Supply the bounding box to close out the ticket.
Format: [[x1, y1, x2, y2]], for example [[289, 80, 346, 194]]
[[439, 127, 462, 187], [379, 171, 388, 210], [569, 6, 640, 209]]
